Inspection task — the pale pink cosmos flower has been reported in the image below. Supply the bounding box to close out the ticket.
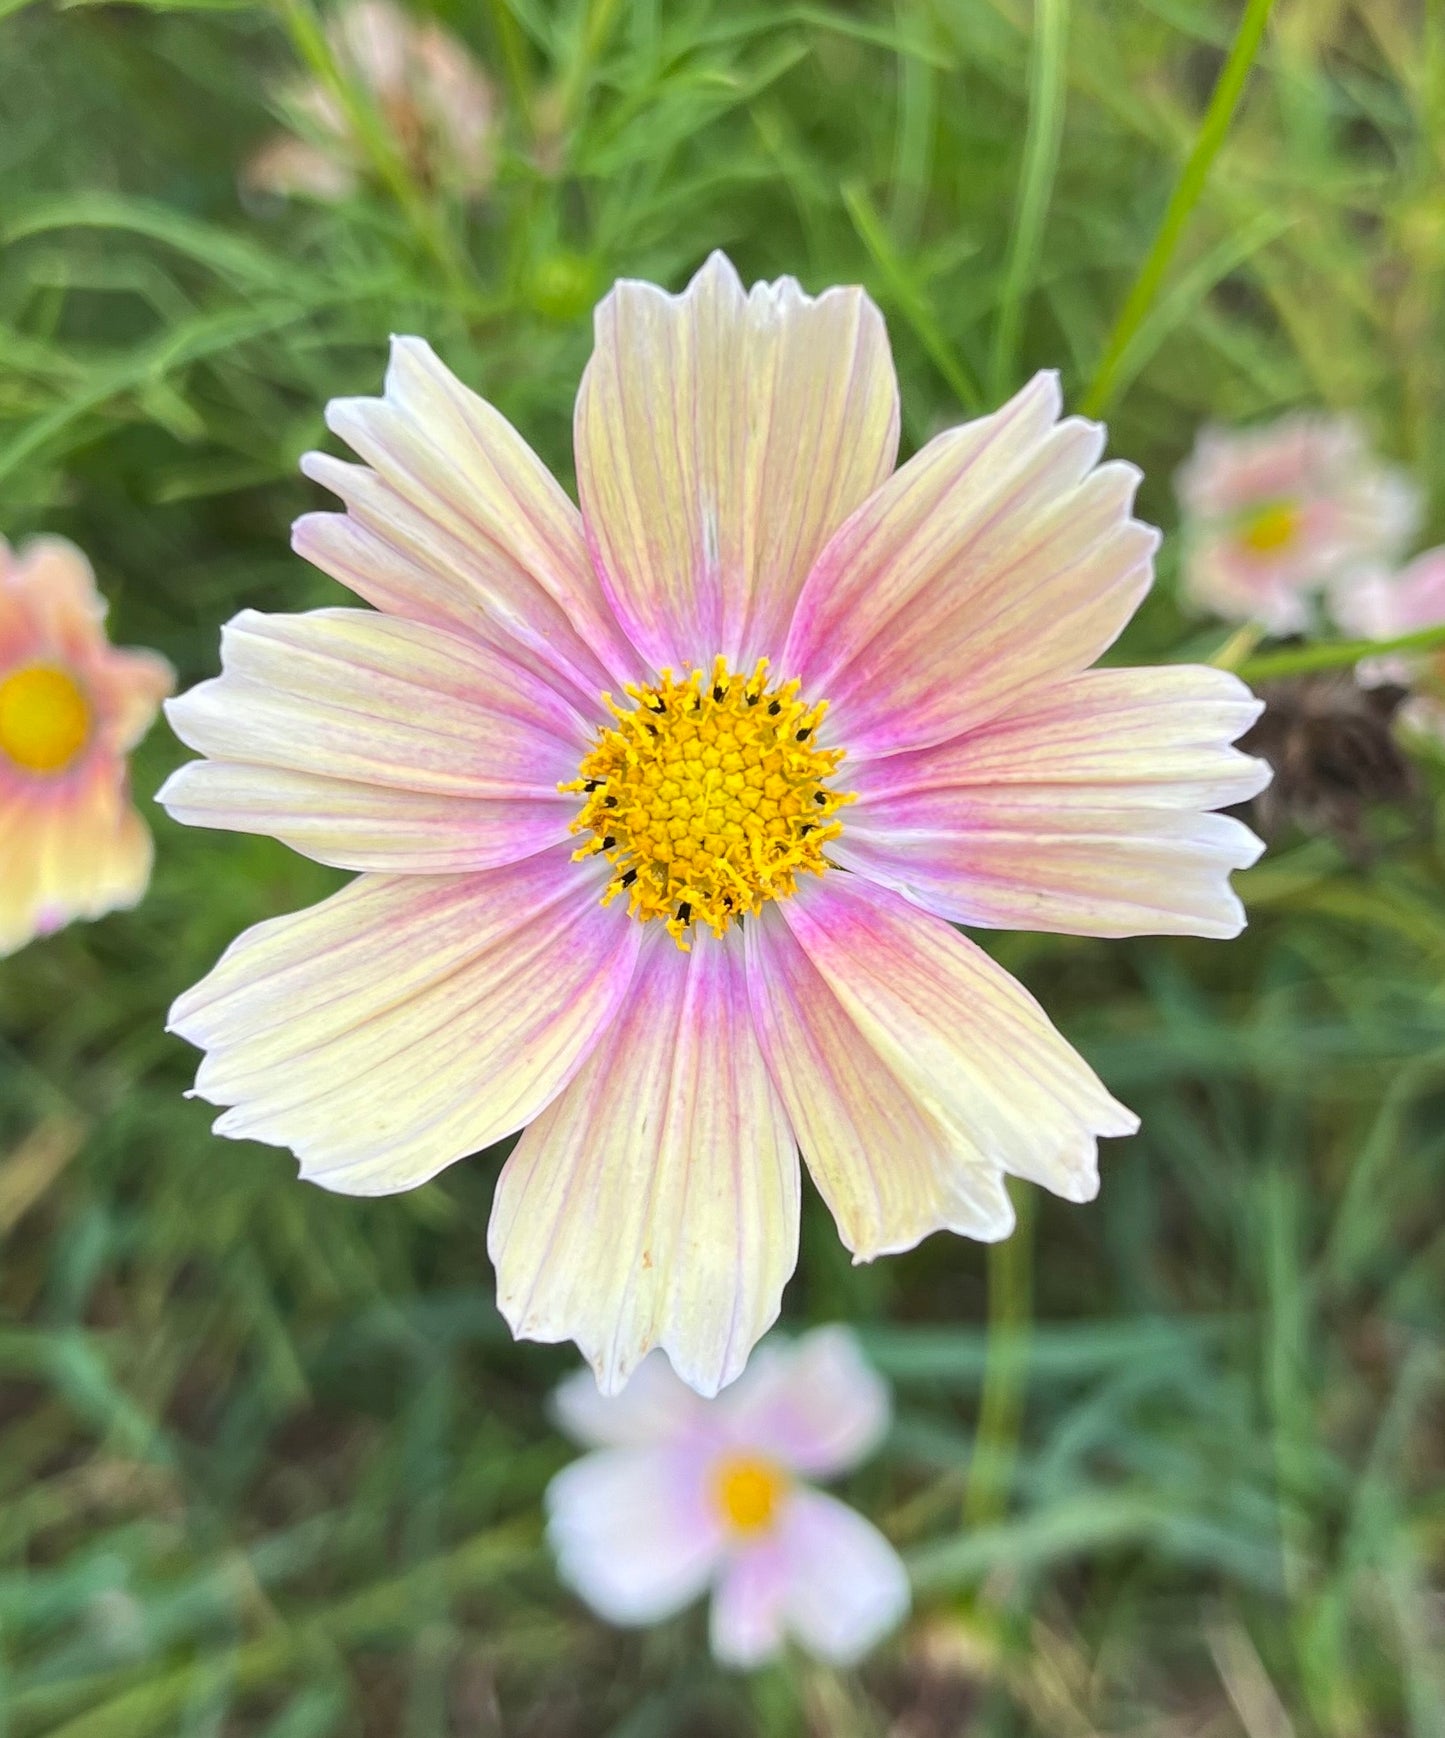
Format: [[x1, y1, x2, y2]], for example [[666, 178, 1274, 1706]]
[[547, 1326, 909, 1669], [1175, 415, 1419, 633], [0, 538, 173, 957], [244, 0, 496, 202], [161, 253, 1269, 1396], [1332, 547, 1445, 741]]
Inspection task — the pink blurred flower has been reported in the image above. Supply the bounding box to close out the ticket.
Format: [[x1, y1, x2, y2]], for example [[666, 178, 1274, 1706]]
[[1175, 415, 1418, 632], [0, 538, 173, 957], [547, 1326, 909, 1669], [161, 253, 1268, 1396], [1332, 547, 1445, 740], [244, 0, 496, 202]]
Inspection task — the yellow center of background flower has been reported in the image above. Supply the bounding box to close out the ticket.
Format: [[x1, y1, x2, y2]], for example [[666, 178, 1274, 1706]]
[[0, 665, 91, 775], [566, 656, 851, 949], [1238, 501, 1301, 556], [713, 1454, 788, 1535]]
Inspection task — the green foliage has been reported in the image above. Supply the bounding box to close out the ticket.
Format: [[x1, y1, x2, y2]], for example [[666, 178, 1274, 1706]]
[[1, 0, 1442, 1732]]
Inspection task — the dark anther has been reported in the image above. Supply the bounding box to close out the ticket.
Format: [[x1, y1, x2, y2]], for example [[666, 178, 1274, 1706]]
[[583, 779, 600, 791], [712, 684, 725, 701], [648, 696, 666, 713], [620, 868, 638, 887], [813, 791, 827, 804], [795, 727, 812, 741], [676, 901, 692, 925], [800, 823, 815, 835], [767, 700, 782, 716], [746, 692, 760, 706], [603, 795, 617, 808], [601, 835, 617, 850], [645, 723, 659, 736]]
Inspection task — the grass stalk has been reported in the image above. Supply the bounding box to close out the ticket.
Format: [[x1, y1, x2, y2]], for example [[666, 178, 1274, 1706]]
[[1080, 0, 1279, 416], [989, 0, 1070, 399], [963, 1184, 1035, 1532]]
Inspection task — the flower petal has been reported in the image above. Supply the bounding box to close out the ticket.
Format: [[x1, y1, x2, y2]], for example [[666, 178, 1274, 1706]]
[[709, 1542, 791, 1669], [575, 251, 900, 673], [720, 1326, 891, 1479], [300, 335, 637, 701], [92, 647, 175, 755], [169, 846, 639, 1193], [0, 772, 153, 958], [782, 373, 1157, 757], [775, 1489, 910, 1665], [160, 609, 586, 872], [834, 665, 1269, 938], [1, 537, 107, 656], [552, 1351, 708, 1450], [490, 927, 800, 1397], [546, 1447, 723, 1625], [777, 874, 1137, 1206], [746, 900, 1015, 1258]]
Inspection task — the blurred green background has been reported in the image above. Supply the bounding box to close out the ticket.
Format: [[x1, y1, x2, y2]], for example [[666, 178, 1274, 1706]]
[[2, 0, 1443, 1732]]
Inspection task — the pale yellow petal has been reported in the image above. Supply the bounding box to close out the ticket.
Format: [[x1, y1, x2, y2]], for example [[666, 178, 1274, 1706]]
[[491, 927, 800, 1397], [169, 848, 640, 1193], [777, 874, 1137, 1206], [575, 251, 900, 671]]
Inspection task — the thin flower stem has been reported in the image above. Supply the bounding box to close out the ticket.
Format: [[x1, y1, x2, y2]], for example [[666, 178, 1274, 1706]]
[[556, 0, 627, 131], [274, 0, 474, 300], [1080, 0, 1279, 418], [485, 0, 537, 133], [963, 1182, 1035, 1531], [843, 181, 985, 414], [1209, 620, 1267, 672], [989, 0, 1071, 400], [1232, 623, 1445, 683]]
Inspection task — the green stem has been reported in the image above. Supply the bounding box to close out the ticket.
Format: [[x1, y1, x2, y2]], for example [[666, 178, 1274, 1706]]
[[842, 181, 984, 413], [556, 0, 627, 132], [1080, 0, 1279, 417], [275, 0, 473, 299], [989, 0, 1070, 399], [1232, 622, 1445, 683], [963, 1183, 1035, 1530], [486, 0, 536, 134]]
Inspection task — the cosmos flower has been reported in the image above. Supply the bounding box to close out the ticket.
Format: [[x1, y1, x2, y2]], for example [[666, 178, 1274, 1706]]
[[546, 1326, 909, 1669], [244, 0, 496, 203], [161, 253, 1269, 1395], [1, 538, 173, 958], [1175, 415, 1418, 633], [1332, 547, 1445, 741]]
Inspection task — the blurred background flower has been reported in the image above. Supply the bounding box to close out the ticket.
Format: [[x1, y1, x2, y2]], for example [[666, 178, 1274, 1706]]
[[1333, 547, 1445, 742], [546, 1327, 909, 1669], [0, 537, 172, 955], [243, 0, 496, 203], [1174, 415, 1419, 633]]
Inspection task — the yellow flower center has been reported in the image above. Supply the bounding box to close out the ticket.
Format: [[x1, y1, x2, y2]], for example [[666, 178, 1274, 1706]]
[[566, 656, 852, 949], [1238, 501, 1301, 557], [0, 665, 91, 775], [713, 1454, 788, 1536]]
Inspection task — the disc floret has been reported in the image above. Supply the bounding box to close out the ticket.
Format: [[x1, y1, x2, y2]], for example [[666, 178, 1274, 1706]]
[[565, 656, 852, 948]]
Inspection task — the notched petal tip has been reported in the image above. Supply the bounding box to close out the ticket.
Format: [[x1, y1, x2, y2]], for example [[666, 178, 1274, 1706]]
[[1020, 366, 1064, 418], [152, 762, 194, 812]]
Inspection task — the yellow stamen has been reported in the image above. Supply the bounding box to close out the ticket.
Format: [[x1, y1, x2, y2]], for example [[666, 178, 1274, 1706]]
[[0, 665, 91, 775], [564, 656, 852, 949], [713, 1454, 788, 1536], [1238, 501, 1300, 557]]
